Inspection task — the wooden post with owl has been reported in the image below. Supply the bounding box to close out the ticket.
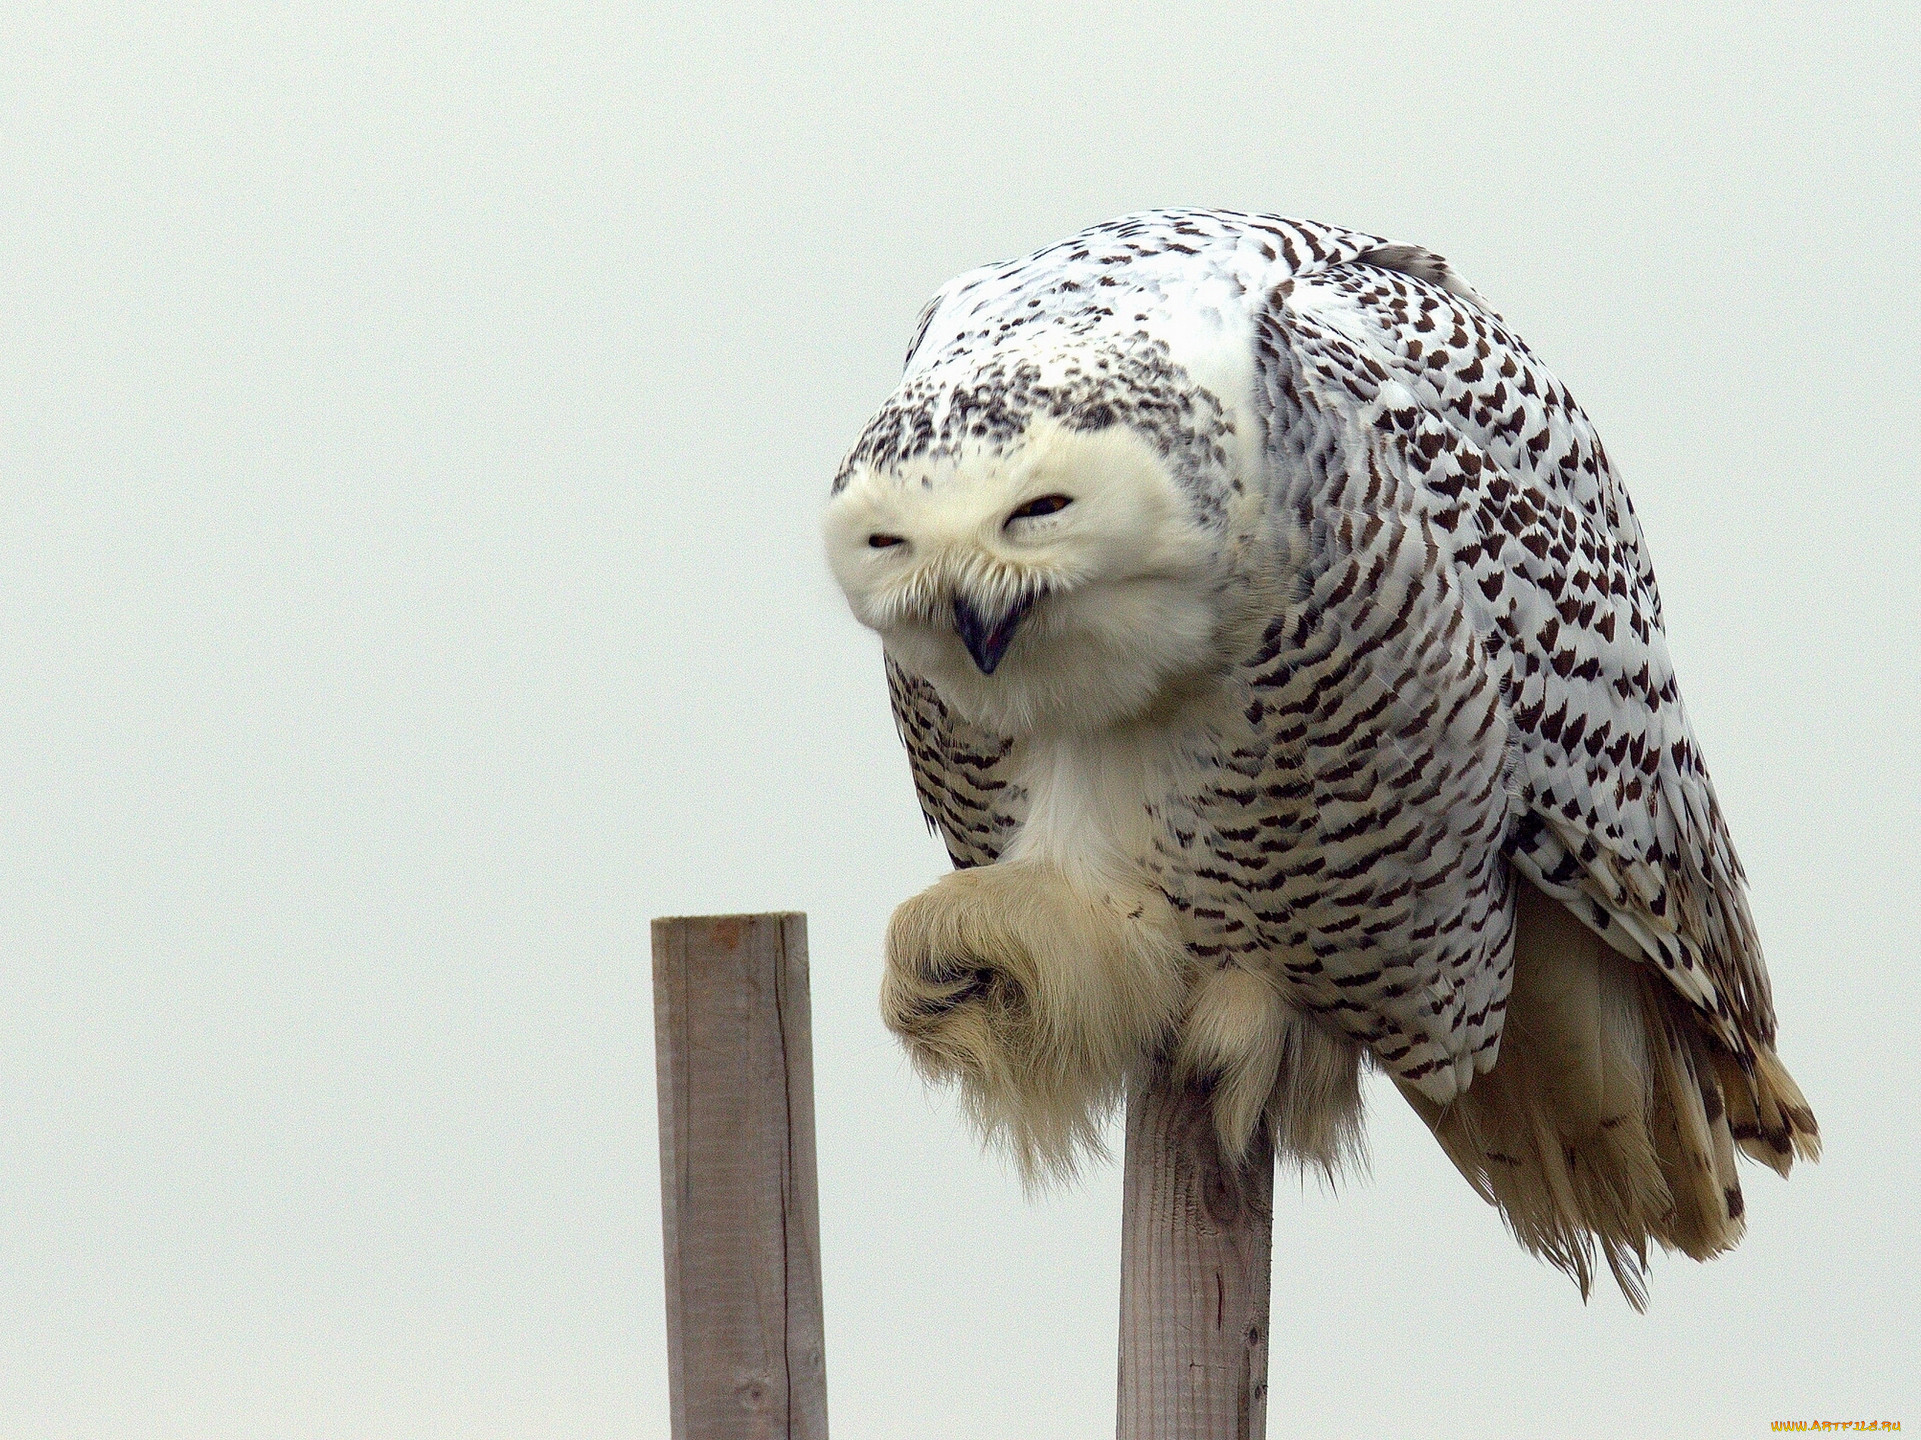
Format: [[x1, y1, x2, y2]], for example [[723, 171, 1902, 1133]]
[[652, 913, 829, 1440], [821, 208, 1821, 1435], [1118, 1070, 1275, 1439]]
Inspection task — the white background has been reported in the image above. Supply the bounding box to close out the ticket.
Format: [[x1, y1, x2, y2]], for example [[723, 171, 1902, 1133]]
[[5, 4, 1916, 1436]]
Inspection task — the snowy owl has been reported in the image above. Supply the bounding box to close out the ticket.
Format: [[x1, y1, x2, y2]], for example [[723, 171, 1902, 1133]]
[[823, 209, 1817, 1303]]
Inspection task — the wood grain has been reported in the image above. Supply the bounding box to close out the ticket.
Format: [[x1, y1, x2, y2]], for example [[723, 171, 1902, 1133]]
[[653, 913, 828, 1440], [1116, 1067, 1274, 1440]]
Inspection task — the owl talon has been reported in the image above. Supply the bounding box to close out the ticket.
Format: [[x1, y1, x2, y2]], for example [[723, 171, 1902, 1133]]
[[890, 962, 996, 1026]]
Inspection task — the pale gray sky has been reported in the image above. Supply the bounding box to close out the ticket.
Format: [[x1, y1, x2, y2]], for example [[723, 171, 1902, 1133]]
[[4, 4, 1916, 1437]]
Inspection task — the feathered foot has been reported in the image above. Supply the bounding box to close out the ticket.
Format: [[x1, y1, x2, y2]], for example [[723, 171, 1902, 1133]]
[[1173, 963, 1366, 1174], [882, 860, 1189, 1183]]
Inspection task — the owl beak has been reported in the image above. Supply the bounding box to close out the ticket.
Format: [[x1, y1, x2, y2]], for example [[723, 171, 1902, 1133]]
[[953, 593, 1033, 675]]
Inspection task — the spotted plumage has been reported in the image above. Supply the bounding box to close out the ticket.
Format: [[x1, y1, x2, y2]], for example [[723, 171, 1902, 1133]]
[[825, 209, 1817, 1304]]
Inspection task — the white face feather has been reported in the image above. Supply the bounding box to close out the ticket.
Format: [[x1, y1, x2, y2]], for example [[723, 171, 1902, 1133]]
[[824, 417, 1227, 737]]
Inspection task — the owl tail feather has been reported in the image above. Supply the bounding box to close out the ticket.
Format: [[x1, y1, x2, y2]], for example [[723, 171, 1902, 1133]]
[[1396, 879, 1816, 1310], [1714, 1041, 1821, 1178]]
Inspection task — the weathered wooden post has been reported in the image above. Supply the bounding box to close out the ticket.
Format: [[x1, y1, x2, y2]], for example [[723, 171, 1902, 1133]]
[[653, 913, 828, 1440], [1117, 1066, 1275, 1440]]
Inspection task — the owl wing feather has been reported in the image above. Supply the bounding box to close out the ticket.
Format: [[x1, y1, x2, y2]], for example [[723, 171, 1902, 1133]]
[[1235, 251, 1777, 1085], [1162, 360, 1521, 1104], [885, 656, 1026, 870]]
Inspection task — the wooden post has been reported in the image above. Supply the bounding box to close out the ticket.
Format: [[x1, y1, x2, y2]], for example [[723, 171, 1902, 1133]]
[[1116, 1066, 1275, 1440], [653, 913, 828, 1440]]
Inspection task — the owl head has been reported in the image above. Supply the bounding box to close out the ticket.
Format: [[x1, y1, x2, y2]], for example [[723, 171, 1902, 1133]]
[[824, 342, 1254, 737]]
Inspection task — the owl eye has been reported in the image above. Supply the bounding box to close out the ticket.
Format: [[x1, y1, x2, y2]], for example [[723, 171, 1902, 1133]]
[[1006, 494, 1073, 523], [868, 533, 906, 549]]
